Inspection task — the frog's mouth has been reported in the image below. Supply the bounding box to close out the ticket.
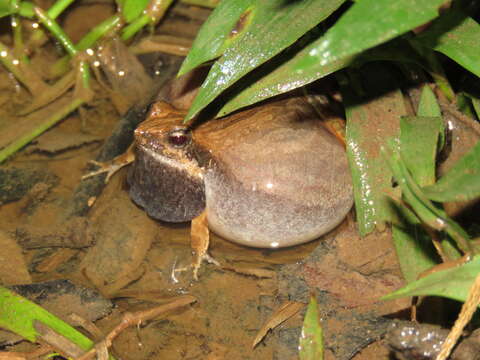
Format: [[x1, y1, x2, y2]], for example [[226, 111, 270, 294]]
[[127, 144, 205, 223]]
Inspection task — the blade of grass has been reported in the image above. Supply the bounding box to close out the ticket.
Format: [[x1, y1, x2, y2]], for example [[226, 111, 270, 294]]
[[0, 41, 47, 94], [0, 286, 94, 353], [183, 0, 346, 121], [51, 14, 122, 78], [416, 10, 480, 79], [34, 6, 90, 88], [0, 96, 86, 164], [299, 295, 323, 360], [121, 0, 175, 41], [342, 65, 405, 235], [417, 85, 444, 148], [400, 115, 442, 187], [185, 0, 447, 121], [382, 255, 480, 303], [387, 144, 472, 255], [422, 140, 480, 202]]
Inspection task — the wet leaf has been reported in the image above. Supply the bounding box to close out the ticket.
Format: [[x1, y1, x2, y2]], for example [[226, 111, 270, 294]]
[[400, 116, 442, 187], [0, 0, 14, 18], [342, 66, 405, 236], [122, 0, 149, 23], [383, 256, 480, 303], [252, 301, 304, 348], [0, 0, 34, 18], [417, 85, 441, 117], [416, 10, 480, 79], [392, 207, 438, 284], [471, 96, 480, 119], [186, 0, 447, 120], [387, 145, 471, 255], [299, 295, 323, 360], [422, 140, 480, 202], [0, 286, 94, 350], [219, 39, 424, 117], [417, 85, 444, 148], [183, 0, 346, 121], [178, 0, 254, 76], [392, 111, 443, 282]]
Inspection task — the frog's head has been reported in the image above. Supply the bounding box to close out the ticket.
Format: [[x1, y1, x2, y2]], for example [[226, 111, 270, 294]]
[[127, 101, 205, 223]]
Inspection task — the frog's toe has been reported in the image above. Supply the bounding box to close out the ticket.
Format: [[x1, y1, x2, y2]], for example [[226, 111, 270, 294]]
[[81, 161, 120, 183], [192, 252, 220, 280]]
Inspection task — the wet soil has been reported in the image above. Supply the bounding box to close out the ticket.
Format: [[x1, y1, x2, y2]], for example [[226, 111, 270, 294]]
[[0, 2, 455, 360]]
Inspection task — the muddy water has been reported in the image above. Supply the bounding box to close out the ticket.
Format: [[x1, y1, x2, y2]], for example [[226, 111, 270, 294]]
[[0, 2, 414, 360]]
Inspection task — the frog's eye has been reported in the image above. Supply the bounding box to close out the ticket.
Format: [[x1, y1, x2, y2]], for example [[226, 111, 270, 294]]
[[168, 129, 190, 148]]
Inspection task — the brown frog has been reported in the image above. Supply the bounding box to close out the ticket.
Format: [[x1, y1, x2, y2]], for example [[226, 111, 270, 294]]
[[86, 77, 353, 276], [132, 96, 353, 245]]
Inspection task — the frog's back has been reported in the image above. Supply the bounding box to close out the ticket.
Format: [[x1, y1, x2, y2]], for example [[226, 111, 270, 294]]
[[194, 95, 353, 248]]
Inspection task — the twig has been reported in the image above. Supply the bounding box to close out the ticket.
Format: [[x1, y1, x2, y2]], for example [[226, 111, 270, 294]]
[[436, 272, 480, 360], [76, 295, 196, 360]]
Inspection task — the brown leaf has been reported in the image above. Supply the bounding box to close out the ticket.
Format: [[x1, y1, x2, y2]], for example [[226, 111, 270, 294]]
[[252, 301, 305, 348]]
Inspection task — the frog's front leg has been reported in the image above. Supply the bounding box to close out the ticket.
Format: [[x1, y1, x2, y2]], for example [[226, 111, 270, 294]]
[[82, 144, 135, 183], [191, 210, 220, 280]]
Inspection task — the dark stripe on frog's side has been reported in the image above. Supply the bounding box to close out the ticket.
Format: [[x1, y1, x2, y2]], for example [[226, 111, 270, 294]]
[[127, 144, 205, 222]]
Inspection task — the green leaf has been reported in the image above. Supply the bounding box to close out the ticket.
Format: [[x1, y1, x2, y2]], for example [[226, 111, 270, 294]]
[[422, 140, 480, 202], [188, 0, 446, 120], [400, 116, 442, 187], [416, 10, 480, 79], [122, 0, 149, 23], [342, 66, 405, 236], [219, 38, 423, 117], [0, 286, 95, 352], [392, 204, 439, 284], [457, 93, 477, 119], [417, 85, 444, 148], [387, 144, 471, 255], [382, 255, 480, 303], [0, 0, 15, 18], [184, 0, 346, 121], [18, 1, 34, 18], [299, 295, 323, 360], [417, 85, 441, 117], [179, 0, 254, 76], [471, 96, 480, 120], [0, 0, 34, 18]]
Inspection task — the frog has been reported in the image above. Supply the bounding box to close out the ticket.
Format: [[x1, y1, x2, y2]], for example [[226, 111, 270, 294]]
[[84, 74, 353, 278]]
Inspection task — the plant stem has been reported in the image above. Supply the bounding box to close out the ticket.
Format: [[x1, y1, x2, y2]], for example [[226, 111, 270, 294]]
[[47, 0, 75, 19], [121, 13, 150, 41], [29, 0, 75, 46], [11, 15, 30, 64], [121, 0, 174, 41], [0, 98, 85, 164], [0, 42, 45, 93], [34, 6, 76, 56], [34, 6, 91, 88], [180, 0, 219, 8], [77, 15, 122, 51], [51, 14, 122, 78]]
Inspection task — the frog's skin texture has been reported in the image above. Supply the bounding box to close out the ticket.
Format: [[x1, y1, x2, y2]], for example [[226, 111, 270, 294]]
[[128, 93, 353, 248]]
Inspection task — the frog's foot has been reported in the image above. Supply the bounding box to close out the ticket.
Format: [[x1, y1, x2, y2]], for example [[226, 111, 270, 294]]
[[192, 252, 220, 281], [173, 253, 220, 281], [82, 144, 135, 183], [189, 210, 220, 280], [82, 160, 127, 183]]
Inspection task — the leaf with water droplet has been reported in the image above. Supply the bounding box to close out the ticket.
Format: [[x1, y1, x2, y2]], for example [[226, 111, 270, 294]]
[[342, 65, 405, 236], [183, 0, 347, 122], [185, 0, 447, 120]]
